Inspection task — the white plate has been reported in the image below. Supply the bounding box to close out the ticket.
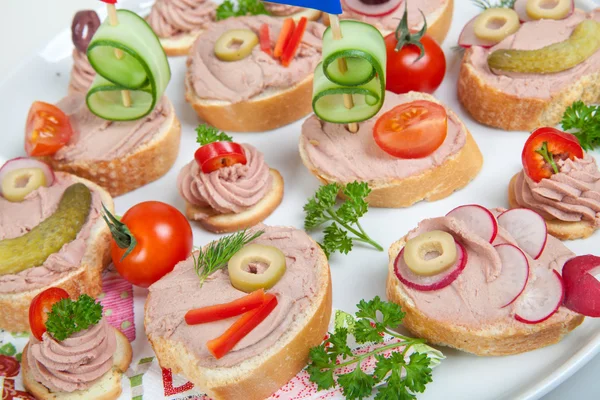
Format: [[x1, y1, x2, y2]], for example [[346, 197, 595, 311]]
[[1, 0, 599, 399]]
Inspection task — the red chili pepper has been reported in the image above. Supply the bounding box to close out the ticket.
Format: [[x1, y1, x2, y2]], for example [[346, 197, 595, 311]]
[[185, 289, 266, 325], [206, 293, 278, 359], [273, 18, 295, 58], [259, 24, 272, 56], [280, 17, 308, 67], [194, 142, 247, 174]]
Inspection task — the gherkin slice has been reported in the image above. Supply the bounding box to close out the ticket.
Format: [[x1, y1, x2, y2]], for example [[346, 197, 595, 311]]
[[0, 183, 92, 275], [488, 20, 600, 74]]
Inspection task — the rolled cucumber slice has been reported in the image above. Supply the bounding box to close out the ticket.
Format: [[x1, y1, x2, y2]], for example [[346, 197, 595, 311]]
[[86, 10, 171, 121], [312, 20, 387, 123]]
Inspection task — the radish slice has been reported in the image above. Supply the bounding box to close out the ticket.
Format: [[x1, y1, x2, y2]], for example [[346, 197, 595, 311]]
[[458, 15, 499, 49], [563, 255, 600, 317], [489, 244, 530, 308], [513, 0, 574, 22], [514, 269, 564, 324], [497, 208, 547, 260], [343, 0, 403, 17], [446, 204, 498, 243], [0, 157, 55, 197], [394, 241, 468, 291]]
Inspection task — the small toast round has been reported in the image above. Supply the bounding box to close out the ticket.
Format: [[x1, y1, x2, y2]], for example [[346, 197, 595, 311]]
[[0, 173, 113, 333], [508, 173, 597, 240], [185, 169, 284, 233], [22, 328, 132, 400], [387, 237, 584, 356], [38, 96, 181, 197]]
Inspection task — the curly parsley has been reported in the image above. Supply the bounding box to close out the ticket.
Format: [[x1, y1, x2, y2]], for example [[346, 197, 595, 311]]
[[216, 0, 270, 21], [196, 124, 233, 146], [561, 101, 600, 151], [45, 295, 103, 341]]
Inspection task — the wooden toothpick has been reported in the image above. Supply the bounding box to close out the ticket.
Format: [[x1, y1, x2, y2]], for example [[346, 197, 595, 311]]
[[106, 3, 132, 108]]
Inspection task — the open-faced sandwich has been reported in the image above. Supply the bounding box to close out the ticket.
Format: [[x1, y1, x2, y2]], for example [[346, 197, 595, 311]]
[[145, 226, 332, 400], [185, 15, 325, 132], [68, 10, 98, 94], [0, 159, 112, 332], [263, 1, 322, 21], [177, 125, 284, 233], [22, 289, 132, 400], [457, 3, 600, 131], [508, 127, 600, 240], [386, 204, 593, 355]]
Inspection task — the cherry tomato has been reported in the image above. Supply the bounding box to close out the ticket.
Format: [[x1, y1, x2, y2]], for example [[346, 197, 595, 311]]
[[373, 100, 448, 159], [522, 127, 584, 183], [25, 102, 73, 156], [195, 142, 247, 174], [28, 287, 69, 341], [384, 33, 446, 94], [109, 201, 193, 288]]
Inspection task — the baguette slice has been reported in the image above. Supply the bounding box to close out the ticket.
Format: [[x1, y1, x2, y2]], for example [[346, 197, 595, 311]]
[[38, 96, 181, 197], [145, 237, 332, 400], [185, 169, 284, 233], [508, 174, 597, 240], [299, 92, 484, 208], [0, 173, 113, 333], [387, 238, 584, 356], [22, 328, 132, 400]]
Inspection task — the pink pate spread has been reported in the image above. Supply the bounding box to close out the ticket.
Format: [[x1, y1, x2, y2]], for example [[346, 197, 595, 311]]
[[264, 2, 305, 16], [513, 155, 600, 225], [177, 144, 273, 216], [0, 173, 102, 294], [54, 94, 170, 162], [145, 225, 322, 368], [187, 15, 324, 103], [68, 49, 95, 94], [27, 318, 116, 393], [466, 9, 600, 99], [300, 92, 466, 183], [398, 211, 575, 327], [147, 0, 216, 39]]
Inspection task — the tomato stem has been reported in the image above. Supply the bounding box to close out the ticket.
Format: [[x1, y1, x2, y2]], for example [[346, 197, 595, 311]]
[[535, 142, 560, 175], [101, 204, 137, 261], [394, 2, 428, 62]]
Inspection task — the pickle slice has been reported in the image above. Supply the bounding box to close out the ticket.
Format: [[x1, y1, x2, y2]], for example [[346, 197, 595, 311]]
[[228, 244, 286, 293], [0, 183, 92, 275], [488, 20, 600, 74]]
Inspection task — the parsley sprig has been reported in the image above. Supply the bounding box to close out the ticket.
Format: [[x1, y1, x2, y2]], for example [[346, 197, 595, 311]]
[[45, 295, 103, 341], [561, 101, 600, 151], [196, 124, 233, 146], [308, 297, 434, 400], [216, 0, 270, 21], [472, 0, 516, 9], [194, 229, 264, 285], [304, 182, 382, 258]]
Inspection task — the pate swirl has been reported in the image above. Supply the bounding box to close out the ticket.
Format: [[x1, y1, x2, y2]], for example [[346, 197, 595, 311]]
[[147, 0, 216, 38], [263, 2, 305, 16], [68, 50, 95, 94]]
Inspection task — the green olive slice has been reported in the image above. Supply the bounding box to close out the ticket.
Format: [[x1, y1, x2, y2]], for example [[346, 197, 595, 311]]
[[403, 230, 457, 276], [228, 244, 287, 293], [473, 8, 520, 42], [1, 168, 47, 202], [526, 0, 571, 20], [214, 29, 259, 62]]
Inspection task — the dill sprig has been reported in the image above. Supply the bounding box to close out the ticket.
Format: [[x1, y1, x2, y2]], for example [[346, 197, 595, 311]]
[[472, 0, 516, 9]]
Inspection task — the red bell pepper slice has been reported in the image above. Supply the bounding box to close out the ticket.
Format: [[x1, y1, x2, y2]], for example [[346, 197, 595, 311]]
[[259, 24, 272, 56], [207, 293, 278, 359], [273, 18, 295, 58], [281, 17, 308, 67], [194, 142, 247, 174], [100, 0, 117, 3], [185, 289, 266, 325]]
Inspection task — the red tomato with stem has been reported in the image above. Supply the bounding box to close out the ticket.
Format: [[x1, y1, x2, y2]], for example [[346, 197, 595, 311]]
[[25, 102, 73, 156], [29, 287, 69, 340]]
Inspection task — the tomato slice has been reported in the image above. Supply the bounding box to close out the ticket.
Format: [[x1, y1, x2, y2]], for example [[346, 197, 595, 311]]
[[194, 142, 247, 174], [25, 102, 73, 156], [522, 127, 584, 183], [28, 287, 69, 341], [373, 100, 448, 159]]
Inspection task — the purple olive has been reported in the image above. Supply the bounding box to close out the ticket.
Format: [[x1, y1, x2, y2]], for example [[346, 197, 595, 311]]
[[71, 10, 101, 53]]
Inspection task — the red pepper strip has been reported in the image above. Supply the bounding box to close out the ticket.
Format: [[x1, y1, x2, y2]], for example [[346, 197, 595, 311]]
[[194, 142, 247, 174], [280, 17, 308, 67], [273, 18, 295, 58], [259, 23, 272, 56], [184, 289, 266, 325], [207, 293, 278, 359]]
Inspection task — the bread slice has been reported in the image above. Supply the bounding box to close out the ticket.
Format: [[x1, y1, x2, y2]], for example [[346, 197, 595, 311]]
[[508, 174, 597, 240], [185, 169, 284, 234], [298, 92, 484, 208], [38, 96, 181, 197], [0, 173, 113, 333], [387, 238, 585, 356], [185, 71, 313, 132], [145, 239, 332, 400], [22, 328, 132, 400]]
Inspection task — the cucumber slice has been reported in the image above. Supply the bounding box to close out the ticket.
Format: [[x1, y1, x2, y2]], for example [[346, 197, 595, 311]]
[[312, 21, 387, 123], [86, 10, 171, 121]]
